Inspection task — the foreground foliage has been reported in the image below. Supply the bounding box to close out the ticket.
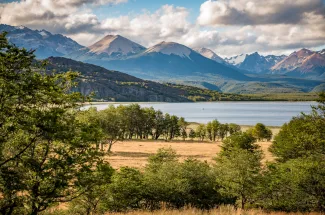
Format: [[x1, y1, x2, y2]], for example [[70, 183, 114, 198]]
[[0, 33, 106, 214]]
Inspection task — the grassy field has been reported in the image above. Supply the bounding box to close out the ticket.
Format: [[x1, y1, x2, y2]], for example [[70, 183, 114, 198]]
[[107, 139, 273, 169], [106, 126, 279, 169], [106, 206, 323, 215]]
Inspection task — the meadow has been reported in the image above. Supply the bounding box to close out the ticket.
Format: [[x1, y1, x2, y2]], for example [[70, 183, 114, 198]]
[[105, 206, 324, 215]]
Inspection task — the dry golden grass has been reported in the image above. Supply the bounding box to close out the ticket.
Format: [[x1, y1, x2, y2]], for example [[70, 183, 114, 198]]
[[106, 140, 274, 169], [105, 206, 323, 215]]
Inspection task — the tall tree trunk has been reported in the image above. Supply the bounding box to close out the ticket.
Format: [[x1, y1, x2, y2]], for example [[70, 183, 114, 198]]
[[107, 142, 113, 152]]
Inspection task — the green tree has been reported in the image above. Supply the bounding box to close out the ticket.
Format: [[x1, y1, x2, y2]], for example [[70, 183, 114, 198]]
[[214, 148, 262, 209], [228, 123, 241, 135], [206, 122, 213, 141], [248, 123, 271, 141], [152, 110, 165, 140], [196, 124, 206, 141], [178, 117, 189, 141], [98, 106, 125, 152], [69, 162, 115, 215], [257, 155, 325, 212], [214, 128, 262, 209], [210, 120, 220, 141], [270, 95, 325, 162], [221, 132, 258, 155], [142, 107, 156, 139], [0, 33, 104, 215], [181, 129, 188, 141], [218, 124, 229, 140], [189, 129, 196, 141]]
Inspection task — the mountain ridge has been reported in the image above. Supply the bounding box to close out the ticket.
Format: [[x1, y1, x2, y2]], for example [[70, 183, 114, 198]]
[[0, 24, 83, 59]]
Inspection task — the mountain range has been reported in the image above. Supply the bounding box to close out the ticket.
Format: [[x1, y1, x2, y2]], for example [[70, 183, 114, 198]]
[[67, 36, 249, 81], [271, 48, 325, 79], [1, 24, 324, 95], [0, 24, 83, 59]]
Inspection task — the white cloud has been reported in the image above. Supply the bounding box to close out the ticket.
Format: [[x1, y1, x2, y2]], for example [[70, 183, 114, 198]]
[[0, 0, 126, 33], [1, 0, 324, 57], [197, 0, 325, 26]]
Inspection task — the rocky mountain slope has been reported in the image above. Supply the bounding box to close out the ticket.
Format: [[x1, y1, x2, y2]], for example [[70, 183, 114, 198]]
[[271, 48, 325, 78], [0, 24, 83, 59], [239, 52, 286, 73], [193, 48, 226, 64]]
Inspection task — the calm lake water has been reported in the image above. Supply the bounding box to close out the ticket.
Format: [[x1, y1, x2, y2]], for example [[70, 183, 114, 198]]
[[83, 102, 316, 126]]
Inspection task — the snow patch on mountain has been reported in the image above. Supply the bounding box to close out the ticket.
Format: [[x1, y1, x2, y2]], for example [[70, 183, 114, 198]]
[[225, 54, 246, 66], [145, 42, 192, 58]]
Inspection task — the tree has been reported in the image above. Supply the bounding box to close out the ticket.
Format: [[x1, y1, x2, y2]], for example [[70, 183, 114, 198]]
[[270, 95, 325, 162], [181, 129, 188, 141], [189, 129, 196, 141], [257, 155, 325, 212], [0, 33, 104, 215], [214, 128, 263, 209], [142, 107, 156, 139], [69, 162, 115, 215], [169, 115, 180, 140], [98, 106, 125, 152], [248, 123, 271, 141], [228, 123, 241, 135], [221, 132, 258, 156], [218, 124, 229, 140], [196, 124, 206, 141], [210, 120, 220, 141], [206, 122, 213, 141], [178, 117, 189, 141], [152, 110, 165, 140], [214, 148, 263, 209]]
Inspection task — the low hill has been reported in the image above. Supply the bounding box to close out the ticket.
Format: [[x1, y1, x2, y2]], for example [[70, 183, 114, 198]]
[[46, 57, 189, 102]]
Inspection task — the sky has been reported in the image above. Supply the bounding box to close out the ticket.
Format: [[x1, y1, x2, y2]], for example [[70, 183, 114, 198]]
[[0, 0, 325, 57]]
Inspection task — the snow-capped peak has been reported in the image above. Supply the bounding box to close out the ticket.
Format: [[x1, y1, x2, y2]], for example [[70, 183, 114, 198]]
[[16, 25, 26, 30], [225, 54, 246, 66], [193, 47, 225, 63], [318, 49, 325, 55], [88, 35, 145, 56], [145, 41, 192, 58], [38, 30, 51, 38]]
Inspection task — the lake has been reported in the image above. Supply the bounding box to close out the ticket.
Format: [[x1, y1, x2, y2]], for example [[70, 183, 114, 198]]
[[83, 102, 316, 126]]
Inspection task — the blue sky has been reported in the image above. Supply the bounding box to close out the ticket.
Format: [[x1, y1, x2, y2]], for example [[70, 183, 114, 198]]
[[1, 0, 324, 56]]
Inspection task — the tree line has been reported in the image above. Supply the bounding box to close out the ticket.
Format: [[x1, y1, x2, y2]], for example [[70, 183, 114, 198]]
[[1, 32, 324, 215], [79, 105, 273, 152]]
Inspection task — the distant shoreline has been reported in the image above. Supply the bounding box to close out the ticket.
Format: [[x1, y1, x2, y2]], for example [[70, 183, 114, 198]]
[[82, 100, 316, 105]]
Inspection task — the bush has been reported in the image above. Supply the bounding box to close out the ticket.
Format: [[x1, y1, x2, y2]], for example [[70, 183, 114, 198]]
[[103, 167, 144, 212], [257, 155, 325, 212]]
